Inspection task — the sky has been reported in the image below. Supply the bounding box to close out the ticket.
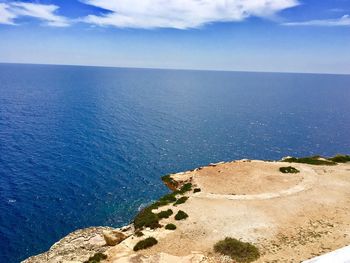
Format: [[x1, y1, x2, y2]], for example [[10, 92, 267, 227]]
[[0, 0, 350, 74]]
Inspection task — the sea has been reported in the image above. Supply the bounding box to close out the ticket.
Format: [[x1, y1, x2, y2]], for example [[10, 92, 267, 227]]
[[0, 63, 349, 263]]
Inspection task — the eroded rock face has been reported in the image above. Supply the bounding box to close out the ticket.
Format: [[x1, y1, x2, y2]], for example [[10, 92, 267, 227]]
[[22, 227, 114, 263], [103, 230, 127, 246]]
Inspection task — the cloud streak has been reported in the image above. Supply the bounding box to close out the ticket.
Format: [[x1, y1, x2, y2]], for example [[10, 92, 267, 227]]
[[0, 3, 16, 25], [82, 0, 299, 29], [283, 15, 350, 26], [0, 2, 69, 27]]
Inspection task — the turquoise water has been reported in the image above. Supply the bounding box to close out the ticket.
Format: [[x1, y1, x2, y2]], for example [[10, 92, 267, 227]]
[[0, 64, 349, 262]]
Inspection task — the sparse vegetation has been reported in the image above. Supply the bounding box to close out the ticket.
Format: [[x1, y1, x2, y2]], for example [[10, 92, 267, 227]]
[[157, 209, 173, 219], [214, 237, 260, 263], [175, 210, 188, 220], [133, 206, 160, 229], [161, 174, 179, 189], [133, 177, 192, 229], [84, 252, 107, 263], [178, 183, 192, 194], [133, 237, 158, 251], [279, 166, 300, 174], [153, 193, 177, 208], [135, 230, 144, 237], [150, 182, 192, 209], [193, 188, 201, 193], [328, 154, 350, 163], [283, 156, 336, 166], [165, 223, 177, 230], [174, 196, 189, 206]]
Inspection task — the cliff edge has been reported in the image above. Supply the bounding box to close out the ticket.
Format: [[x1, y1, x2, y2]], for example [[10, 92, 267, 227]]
[[23, 156, 350, 263]]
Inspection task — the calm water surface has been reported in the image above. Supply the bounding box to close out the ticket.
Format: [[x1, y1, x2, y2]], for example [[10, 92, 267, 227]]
[[0, 64, 349, 262]]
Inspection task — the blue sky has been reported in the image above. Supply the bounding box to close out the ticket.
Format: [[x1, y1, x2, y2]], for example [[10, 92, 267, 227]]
[[0, 0, 349, 74]]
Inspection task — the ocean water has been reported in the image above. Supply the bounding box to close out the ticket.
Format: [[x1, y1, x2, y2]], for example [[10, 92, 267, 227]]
[[0, 63, 349, 263]]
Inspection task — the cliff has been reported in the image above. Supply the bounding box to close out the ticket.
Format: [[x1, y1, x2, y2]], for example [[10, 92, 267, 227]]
[[23, 156, 350, 263]]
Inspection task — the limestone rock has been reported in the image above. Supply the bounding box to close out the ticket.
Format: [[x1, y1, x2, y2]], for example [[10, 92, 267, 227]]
[[103, 230, 127, 246], [22, 227, 114, 263]]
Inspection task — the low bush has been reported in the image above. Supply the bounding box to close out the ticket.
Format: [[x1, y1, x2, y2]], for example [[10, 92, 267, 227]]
[[135, 230, 144, 237], [283, 156, 336, 166], [174, 196, 189, 206], [148, 192, 178, 209], [161, 175, 179, 189], [84, 252, 107, 263], [279, 166, 300, 173], [214, 237, 260, 263], [165, 223, 177, 230], [134, 207, 160, 229], [178, 183, 192, 194], [132, 179, 196, 230], [175, 210, 188, 220], [328, 154, 350, 163], [157, 209, 173, 219], [193, 188, 201, 193], [159, 193, 177, 203], [133, 237, 158, 251]]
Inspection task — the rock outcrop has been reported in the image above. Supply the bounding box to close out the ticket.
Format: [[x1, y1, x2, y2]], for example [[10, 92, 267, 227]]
[[22, 227, 130, 263], [103, 230, 128, 246], [22, 158, 350, 263]]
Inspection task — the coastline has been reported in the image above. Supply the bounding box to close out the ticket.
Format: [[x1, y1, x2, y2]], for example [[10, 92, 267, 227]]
[[23, 156, 350, 263]]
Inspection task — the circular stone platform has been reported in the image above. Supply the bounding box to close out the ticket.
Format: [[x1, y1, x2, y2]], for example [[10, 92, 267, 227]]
[[192, 161, 307, 196]]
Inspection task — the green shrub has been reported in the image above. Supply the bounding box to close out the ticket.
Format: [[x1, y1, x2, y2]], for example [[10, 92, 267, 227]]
[[132, 180, 192, 229], [193, 188, 201, 193], [175, 210, 188, 220], [150, 199, 171, 209], [159, 193, 177, 203], [214, 237, 260, 263], [328, 154, 350, 163], [283, 156, 336, 165], [165, 223, 177, 230], [134, 200, 176, 229], [149, 191, 181, 209], [279, 166, 300, 173], [84, 252, 107, 263], [157, 209, 173, 219], [134, 207, 160, 229], [174, 196, 189, 206], [133, 237, 158, 251], [135, 230, 144, 237], [161, 175, 178, 189], [146, 193, 177, 210], [178, 183, 192, 194]]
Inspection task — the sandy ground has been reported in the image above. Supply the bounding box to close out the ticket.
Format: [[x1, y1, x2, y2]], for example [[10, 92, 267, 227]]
[[106, 160, 350, 263], [23, 159, 350, 263]]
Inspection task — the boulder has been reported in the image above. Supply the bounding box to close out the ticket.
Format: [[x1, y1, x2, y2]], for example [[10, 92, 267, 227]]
[[103, 230, 127, 246]]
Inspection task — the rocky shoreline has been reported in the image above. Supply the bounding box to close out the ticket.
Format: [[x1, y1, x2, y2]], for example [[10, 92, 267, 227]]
[[23, 155, 350, 263]]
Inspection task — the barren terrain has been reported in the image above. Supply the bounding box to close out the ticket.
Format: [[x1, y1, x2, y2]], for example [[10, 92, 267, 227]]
[[24, 159, 350, 263]]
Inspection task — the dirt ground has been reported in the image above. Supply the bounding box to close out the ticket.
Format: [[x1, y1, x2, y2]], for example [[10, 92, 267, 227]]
[[24, 159, 350, 263], [106, 160, 350, 263]]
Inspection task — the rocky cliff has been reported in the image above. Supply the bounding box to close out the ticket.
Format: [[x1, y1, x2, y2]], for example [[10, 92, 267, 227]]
[[23, 156, 350, 263]]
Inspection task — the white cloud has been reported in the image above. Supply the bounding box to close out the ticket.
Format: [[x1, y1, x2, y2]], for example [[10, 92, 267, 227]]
[[0, 3, 16, 25], [283, 15, 350, 26], [0, 2, 69, 27], [82, 0, 299, 29]]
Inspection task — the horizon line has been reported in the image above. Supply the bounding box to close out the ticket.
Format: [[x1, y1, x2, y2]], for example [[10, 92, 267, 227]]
[[1, 61, 349, 76]]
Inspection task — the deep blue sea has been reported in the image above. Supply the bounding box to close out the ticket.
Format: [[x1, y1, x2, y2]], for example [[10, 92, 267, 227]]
[[0, 63, 349, 262]]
